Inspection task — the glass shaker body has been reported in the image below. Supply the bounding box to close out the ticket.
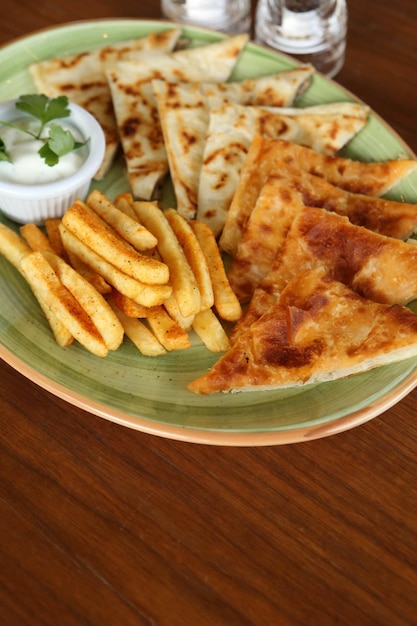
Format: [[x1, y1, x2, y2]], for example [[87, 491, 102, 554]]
[[161, 0, 251, 35], [255, 0, 347, 77]]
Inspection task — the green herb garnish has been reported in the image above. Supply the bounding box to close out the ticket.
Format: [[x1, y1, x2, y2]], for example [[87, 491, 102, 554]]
[[0, 94, 87, 167]]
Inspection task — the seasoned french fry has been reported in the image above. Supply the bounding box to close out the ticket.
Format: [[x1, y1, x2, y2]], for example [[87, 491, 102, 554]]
[[19, 251, 108, 357], [65, 248, 112, 295], [163, 294, 195, 331], [37, 303, 74, 347], [108, 289, 151, 318], [190, 220, 242, 322], [109, 302, 166, 357], [20, 223, 55, 253], [60, 224, 172, 307], [113, 193, 137, 219], [132, 201, 201, 318], [0, 223, 33, 269], [114, 193, 159, 216], [165, 209, 214, 311], [62, 201, 169, 285], [87, 189, 158, 250], [44, 218, 68, 259], [0, 224, 73, 346], [146, 306, 191, 351], [43, 251, 124, 351], [192, 308, 231, 353]]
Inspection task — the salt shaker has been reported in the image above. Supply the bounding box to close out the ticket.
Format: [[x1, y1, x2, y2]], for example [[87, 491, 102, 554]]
[[255, 0, 347, 77], [161, 0, 252, 35]]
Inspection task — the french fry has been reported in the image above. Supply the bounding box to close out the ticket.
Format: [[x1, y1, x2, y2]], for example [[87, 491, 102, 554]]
[[163, 294, 195, 331], [42, 251, 124, 351], [0, 224, 73, 347], [65, 249, 112, 295], [146, 306, 191, 351], [59, 224, 172, 307], [19, 251, 108, 357], [0, 223, 33, 269], [114, 193, 138, 219], [20, 223, 55, 253], [36, 302, 74, 347], [62, 200, 169, 285], [192, 308, 231, 353], [108, 289, 152, 318], [87, 189, 158, 250], [190, 220, 242, 322], [114, 193, 160, 216], [44, 218, 68, 259], [132, 201, 201, 318], [165, 209, 214, 311], [109, 302, 166, 357]]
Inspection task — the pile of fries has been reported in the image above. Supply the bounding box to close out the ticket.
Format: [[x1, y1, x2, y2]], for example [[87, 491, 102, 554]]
[[0, 190, 242, 357]]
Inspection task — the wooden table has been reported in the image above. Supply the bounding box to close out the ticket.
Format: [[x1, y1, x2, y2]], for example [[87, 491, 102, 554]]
[[2, 2, 417, 624]]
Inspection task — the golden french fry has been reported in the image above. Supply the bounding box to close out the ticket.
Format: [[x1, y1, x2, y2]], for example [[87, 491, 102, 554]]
[[114, 193, 159, 215], [44, 218, 68, 259], [192, 309, 231, 353], [44, 216, 112, 295], [109, 302, 166, 357], [0, 223, 33, 269], [20, 223, 55, 253], [19, 251, 108, 357], [60, 224, 172, 307], [108, 289, 151, 318], [65, 249, 112, 295], [190, 220, 242, 322], [38, 303, 74, 347], [62, 200, 169, 285], [165, 208, 214, 311], [132, 201, 201, 318], [113, 193, 137, 219], [0, 224, 73, 346], [163, 294, 195, 330], [87, 189, 158, 250], [43, 251, 124, 351], [146, 306, 191, 351]]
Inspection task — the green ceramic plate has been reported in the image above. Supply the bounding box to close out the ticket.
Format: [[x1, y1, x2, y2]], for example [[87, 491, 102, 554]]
[[1, 19, 417, 445]]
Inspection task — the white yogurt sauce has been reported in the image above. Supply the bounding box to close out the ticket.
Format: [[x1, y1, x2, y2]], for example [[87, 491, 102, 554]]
[[0, 117, 87, 185]]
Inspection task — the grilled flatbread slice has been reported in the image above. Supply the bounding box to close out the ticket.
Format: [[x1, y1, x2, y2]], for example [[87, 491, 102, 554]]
[[220, 135, 417, 254], [153, 66, 313, 220], [228, 164, 417, 302], [200, 65, 314, 106], [30, 29, 182, 179], [106, 34, 248, 200], [153, 79, 210, 221], [196, 101, 369, 236], [188, 267, 417, 394]]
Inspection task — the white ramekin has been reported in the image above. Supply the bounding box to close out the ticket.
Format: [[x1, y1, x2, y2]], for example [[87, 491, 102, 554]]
[[0, 98, 106, 224]]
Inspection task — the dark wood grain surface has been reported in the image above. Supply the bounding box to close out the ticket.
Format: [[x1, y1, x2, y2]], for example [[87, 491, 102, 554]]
[[2, 2, 417, 625]]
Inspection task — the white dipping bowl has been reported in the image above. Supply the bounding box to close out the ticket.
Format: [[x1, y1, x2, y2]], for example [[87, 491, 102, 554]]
[[0, 98, 106, 224]]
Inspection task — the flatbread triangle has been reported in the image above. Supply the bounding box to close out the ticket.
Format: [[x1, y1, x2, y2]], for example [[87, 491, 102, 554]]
[[220, 135, 417, 255], [196, 101, 369, 236], [106, 34, 248, 201], [188, 267, 417, 394], [153, 66, 314, 220], [30, 28, 183, 179], [231, 206, 417, 344], [227, 163, 417, 302]]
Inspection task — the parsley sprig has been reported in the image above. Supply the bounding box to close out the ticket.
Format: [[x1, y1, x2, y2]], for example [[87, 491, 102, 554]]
[[0, 94, 87, 167]]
